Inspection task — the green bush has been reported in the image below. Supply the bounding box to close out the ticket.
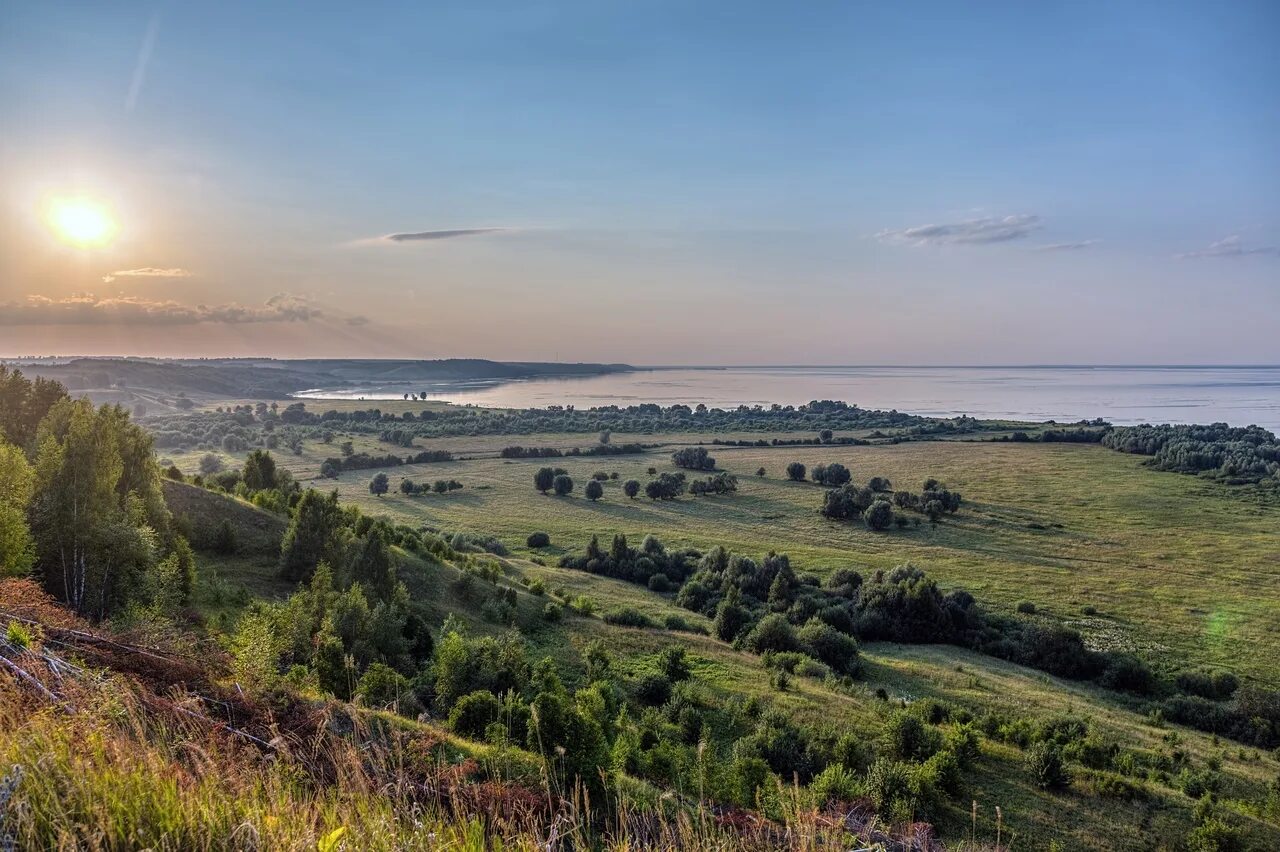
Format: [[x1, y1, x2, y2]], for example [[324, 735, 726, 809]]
[[448, 690, 503, 739], [1016, 600, 1037, 614], [526, 532, 551, 548], [1026, 741, 1070, 789]]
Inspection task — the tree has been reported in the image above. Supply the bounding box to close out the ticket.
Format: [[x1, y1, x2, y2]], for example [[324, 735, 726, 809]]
[[29, 399, 172, 618], [812, 462, 851, 486], [819, 429, 833, 443], [786, 462, 806, 482], [821, 483, 875, 520], [212, 518, 238, 555], [0, 440, 35, 577], [585, 479, 603, 501], [534, 466, 556, 494], [713, 586, 750, 642], [279, 489, 347, 582], [865, 499, 894, 531], [199, 453, 224, 475], [1026, 741, 1070, 789], [671, 446, 716, 471], [369, 472, 389, 496], [553, 474, 574, 496], [598, 429, 611, 445], [242, 449, 278, 492], [0, 365, 67, 450], [623, 478, 641, 499], [756, 467, 766, 477]]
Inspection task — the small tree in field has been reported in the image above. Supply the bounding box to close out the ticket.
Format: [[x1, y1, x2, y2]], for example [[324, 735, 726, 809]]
[[553, 474, 574, 496], [369, 472, 389, 497], [534, 466, 556, 494], [756, 467, 766, 477], [585, 479, 603, 501], [864, 499, 893, 531], [786, 462, 806, 482], [819, 429, 833, 443], [623, 479, 641, 499]]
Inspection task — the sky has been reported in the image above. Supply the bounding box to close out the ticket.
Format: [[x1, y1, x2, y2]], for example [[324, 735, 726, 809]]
[[1, 0, 1277, 364]]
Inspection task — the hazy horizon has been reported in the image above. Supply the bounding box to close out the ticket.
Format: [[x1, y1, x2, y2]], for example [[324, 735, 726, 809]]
[[3, 1, 1277, 363]]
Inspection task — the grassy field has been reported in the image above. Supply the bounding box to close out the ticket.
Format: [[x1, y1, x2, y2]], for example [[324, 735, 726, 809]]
[[259, 439, 1280, 686], [173, 443, 1280, 851]]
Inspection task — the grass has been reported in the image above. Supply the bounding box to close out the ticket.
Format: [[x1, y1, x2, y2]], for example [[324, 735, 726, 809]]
[[279, 439, 1280, 684]]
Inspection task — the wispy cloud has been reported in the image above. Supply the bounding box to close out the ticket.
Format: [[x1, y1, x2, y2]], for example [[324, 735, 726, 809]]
[[875, 214, 1041, 246], [384, 228, 504, 243], [1177, 235, 1279, 259], [125, 12, 161, 111], [0, 293, 321, 326], [1031, 240, 1098, 252], [101, 267, 192, 284]]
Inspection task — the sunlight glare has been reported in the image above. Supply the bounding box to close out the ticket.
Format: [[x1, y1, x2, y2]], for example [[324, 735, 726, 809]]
[[45, 196, 119, 248]]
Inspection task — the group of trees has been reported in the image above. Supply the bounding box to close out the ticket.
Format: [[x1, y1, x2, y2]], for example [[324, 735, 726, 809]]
[[0, 368, 196, 619], [1102, 423, 1280, 485], [821, 478, 961, 529], [689, 472, 738, 496], [500, 443, 646, 459], [397, 477, 463, 496], [320, 448, 454, 479], [671, 447, 717, 471]]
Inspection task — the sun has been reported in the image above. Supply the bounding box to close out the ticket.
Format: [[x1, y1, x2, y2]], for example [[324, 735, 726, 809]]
[[44, 196, 119, 248]]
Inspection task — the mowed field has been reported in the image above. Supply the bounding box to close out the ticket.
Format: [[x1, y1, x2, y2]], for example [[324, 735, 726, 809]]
[[267, 439, 1280, 685]]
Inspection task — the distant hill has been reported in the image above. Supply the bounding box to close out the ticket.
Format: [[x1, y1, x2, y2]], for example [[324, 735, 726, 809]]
[[1, 357, 634, 402]]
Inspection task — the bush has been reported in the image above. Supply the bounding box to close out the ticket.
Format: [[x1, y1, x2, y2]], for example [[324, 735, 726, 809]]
[[552, 474, 574, 496], [1016, 600, 1037, 614], [886, 712, 942, 761], [797, 619, 859, 674], [743, 614, 800, 654], [864, 499, 894, 531], [526, 531, 551, 548], [1176, 669, 1240, 701], [542, 602, 563, 622], [1026, 741, 1070, 789], [584, 479, 604, 501], [355, 663, 418, 716], [647, 573, 673, 592], [1186, 817, 1244, 852], [671, 446, 716, 471], [810, 763, 859, 807], [1100, 654, 1156, 695], [603, 607, 656, 628], [623, 479, 641, 498], [786, 462, 806, 481], [635, 673, 672, 706], [449, 690, 503, 738]]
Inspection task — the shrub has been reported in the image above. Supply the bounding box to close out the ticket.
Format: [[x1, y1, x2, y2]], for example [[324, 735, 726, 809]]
[[526, 532, 551, 548], [591, 471, 609, 481], [355, 663, 419, 716], [886, 712, 942, 761], [542, 602, 563, 622], [786, 462, 806, 481], [449, 690, 503, 738], [1178, 769, 1221, 799], [623, 479, 641, 498], [603, 607, 656, 628], [647, 573, 673, 592], [797, 619, 859, 674], [1186, 817, 1244, 852], [584, 479, 604, 501], [864, 499, 894, 531], [1176, 669, 1240, 701], [810, 763, 859, 806], [1100, 654, 1156, 695], [635, 673, 672, 706], [671, 446, 716, 471], [743, 614, 799, 654], [1016, 600, 1037, 614], [552, 474, 574, 496], [1026, 741, 1070, 789]]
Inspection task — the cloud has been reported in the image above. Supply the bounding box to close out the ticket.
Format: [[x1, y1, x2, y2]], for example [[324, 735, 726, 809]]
[[1031, 240, 1098, 252], [101, 267, 192, 284], [876, 214, 1042, 246], [1177, 235, 1279, 259], [383, 228, 504, 243], [0, 293, 322, 326], [345, 315, 370, 327]]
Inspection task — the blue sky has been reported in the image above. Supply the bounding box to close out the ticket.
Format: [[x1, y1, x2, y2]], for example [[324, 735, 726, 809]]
[[1, 1, 1277, 362]]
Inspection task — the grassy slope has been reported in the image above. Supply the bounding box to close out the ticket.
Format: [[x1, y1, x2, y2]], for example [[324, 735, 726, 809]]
[[246, 439, 1280, 685], [193, 527, 1280, 851]]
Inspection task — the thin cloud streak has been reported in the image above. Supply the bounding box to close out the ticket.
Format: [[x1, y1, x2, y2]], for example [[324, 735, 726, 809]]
[[1177, 235, 1279, 259], [125, 12, 161, 111], [384, 228, 504, 242], [1032, 240, 1098, 252], [0, 293, 321, 326], [102, 267, 192, 283], [875, 214, 1042, 246]]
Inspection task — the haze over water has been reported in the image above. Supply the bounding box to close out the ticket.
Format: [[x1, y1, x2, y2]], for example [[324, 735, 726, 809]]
[[297, 365, 1280, 432]]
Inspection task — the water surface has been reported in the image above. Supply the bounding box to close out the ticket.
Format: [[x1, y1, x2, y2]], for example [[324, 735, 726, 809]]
[[294, 366, 1280, 431]]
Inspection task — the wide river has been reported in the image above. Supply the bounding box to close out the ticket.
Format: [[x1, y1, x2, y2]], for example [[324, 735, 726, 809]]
[[295, 365, 1280, 431]]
